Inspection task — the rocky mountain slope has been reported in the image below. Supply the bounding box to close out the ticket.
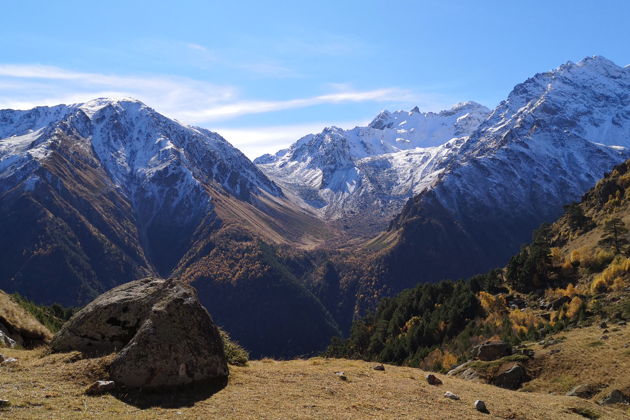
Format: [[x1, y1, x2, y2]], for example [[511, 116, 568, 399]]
[[366, 56, 630, 293], [0, 99, 340, 357], [0, 98, 278, 298], [255, 102, 490, 231]]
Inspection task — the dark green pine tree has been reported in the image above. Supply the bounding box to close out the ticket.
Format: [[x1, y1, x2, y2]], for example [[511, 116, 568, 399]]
[[563, 202, 591, 231], [598, 217, 629, 254]]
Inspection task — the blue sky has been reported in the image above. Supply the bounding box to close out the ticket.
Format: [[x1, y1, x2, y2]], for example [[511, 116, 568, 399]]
[[1, 0, 629, 158]]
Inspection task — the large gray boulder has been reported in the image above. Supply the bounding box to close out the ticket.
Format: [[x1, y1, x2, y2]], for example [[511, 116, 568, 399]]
[[51, 278, 228, 388], [109, 283, 228, 388], [472, 341, 512, 361], [51, 278, 167, 354]]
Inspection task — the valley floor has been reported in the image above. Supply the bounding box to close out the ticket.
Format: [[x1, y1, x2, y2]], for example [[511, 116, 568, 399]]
[[2, 326, 629, 420]]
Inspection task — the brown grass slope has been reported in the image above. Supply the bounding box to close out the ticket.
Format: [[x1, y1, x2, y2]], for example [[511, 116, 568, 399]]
[[1, 347, 626, 420], [0, 291, 52, 346]]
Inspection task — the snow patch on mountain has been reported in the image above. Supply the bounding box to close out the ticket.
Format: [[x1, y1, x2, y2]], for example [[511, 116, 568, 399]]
[[255, 102, 489, 222], [0, 98, 281, 202], [256, 56, 630, 229]]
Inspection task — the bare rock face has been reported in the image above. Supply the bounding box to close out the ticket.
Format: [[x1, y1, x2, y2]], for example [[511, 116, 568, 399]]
[[51, 278, 167, 355], [51, 278, 228, 388], [109, 284, 228, 388], [0, 325, 16, 348]]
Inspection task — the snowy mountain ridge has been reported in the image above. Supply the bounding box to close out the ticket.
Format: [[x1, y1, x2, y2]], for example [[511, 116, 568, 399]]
[[254, 101, 489, 224], [0, 98, 293, 279], [374, 56, 630, 289], [256, 56, 630, 233], [0, 98, 281, 201]]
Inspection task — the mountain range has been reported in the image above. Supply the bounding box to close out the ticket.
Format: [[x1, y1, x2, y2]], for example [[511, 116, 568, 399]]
[[255, 101, 490, 232], [1, 55, 629, 357]]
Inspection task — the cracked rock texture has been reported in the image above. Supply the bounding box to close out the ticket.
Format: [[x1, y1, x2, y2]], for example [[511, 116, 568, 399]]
[[50, 277, 228, 388]]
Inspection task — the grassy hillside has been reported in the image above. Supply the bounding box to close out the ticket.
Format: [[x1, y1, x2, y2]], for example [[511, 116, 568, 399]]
[[326, 160, 630, 374], [0, 291, 53, 347], [1, 346, 626, 419]]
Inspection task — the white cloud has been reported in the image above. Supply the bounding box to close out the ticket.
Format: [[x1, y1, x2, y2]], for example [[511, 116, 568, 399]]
[[0, 64, 237, 120], [0, 63, 454, 157], [0, 64, 422, 125], [179, 88, 416, 122]]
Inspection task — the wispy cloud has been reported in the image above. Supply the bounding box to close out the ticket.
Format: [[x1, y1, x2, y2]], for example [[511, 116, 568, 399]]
[[0, 64, 422, 124], [179, 88, 415, 121], [0, 63, 453, 157], [0, 64, 237, 116]]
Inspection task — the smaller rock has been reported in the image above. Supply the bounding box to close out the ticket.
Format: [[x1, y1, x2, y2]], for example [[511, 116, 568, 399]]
[[566, 384, 598, 399], [85, 380, 116, 395], [603, 329, 609, 333], [549, 349, 561, 355], [373, 364, 385, 371], [426, 374, 443, 386], [460, 368, 481, 382], [0, 399, 9, 408], [0, 354, 4, 363], [518, 348, 535, 357], [446, 361, 471, 376], [335, 371, 347, 381], [1, 357, 17, 365], [600, 389, 628, 405], [492, 363, 528, 390], [0, 331, 16, 349], [601, 335, 609, 340], [444, 391, 460, 400], [618, 321, 627, 326], [599, 321, 608, 329], [474, 400, 489, 413]]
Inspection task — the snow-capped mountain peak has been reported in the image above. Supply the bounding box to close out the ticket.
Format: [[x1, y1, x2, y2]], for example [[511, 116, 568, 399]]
[[254, 102, 490, 225], [0, 97, 293, 277], [78, 96, 146, 117], [256, 56, 630, 234]]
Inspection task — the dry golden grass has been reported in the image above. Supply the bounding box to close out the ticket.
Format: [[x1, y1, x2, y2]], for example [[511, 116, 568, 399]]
[[1, 347, 627, 419], [0, 291, 52, 342], [522, 322, 630, 403]]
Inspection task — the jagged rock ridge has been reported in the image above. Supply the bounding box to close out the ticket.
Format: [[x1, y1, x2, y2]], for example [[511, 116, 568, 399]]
[[255, 102, 490, 229]]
